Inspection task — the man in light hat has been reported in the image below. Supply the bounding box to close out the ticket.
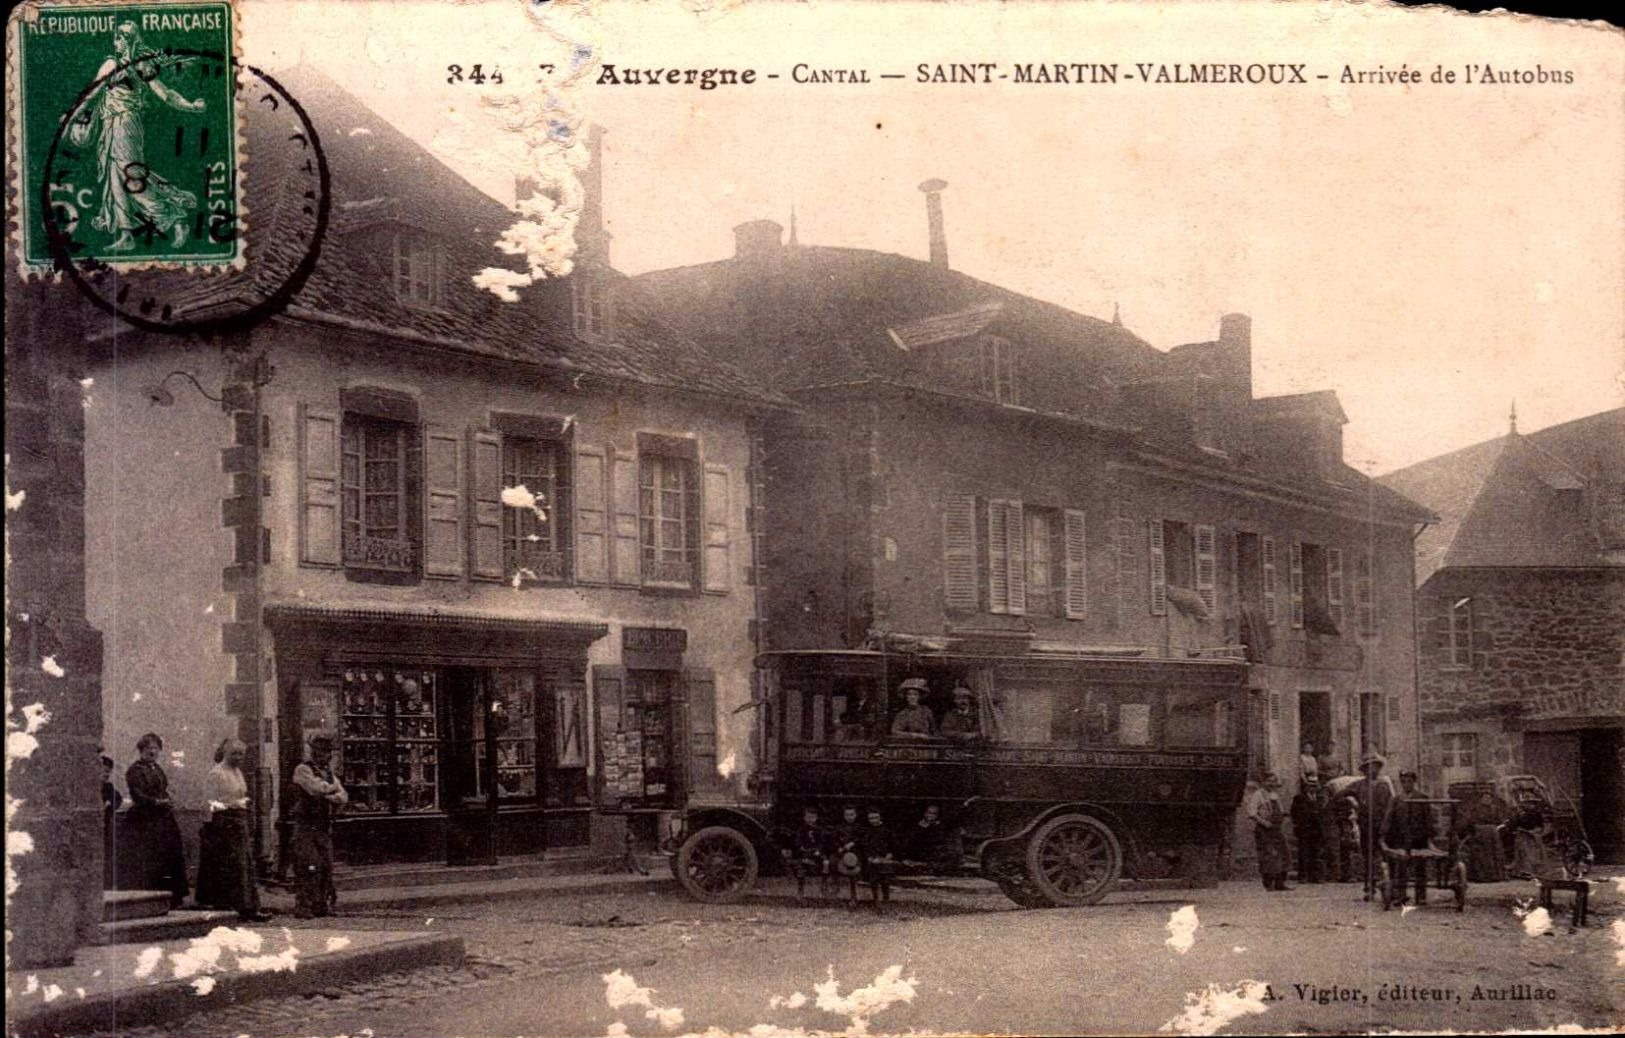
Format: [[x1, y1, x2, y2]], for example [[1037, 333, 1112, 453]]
[[889, 678, 936, 738], [939, 685, 981, 740], [289, 733, 347, 919]]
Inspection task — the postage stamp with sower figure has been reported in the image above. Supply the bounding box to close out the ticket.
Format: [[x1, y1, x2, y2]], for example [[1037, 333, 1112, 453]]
[[8, 0, 242, 272]]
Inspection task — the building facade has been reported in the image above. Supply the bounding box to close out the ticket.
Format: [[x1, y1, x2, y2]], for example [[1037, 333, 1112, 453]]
[[1381, 408, 1625, 863], [84, 69, 780, 871], [640, 211, 1434, 847]]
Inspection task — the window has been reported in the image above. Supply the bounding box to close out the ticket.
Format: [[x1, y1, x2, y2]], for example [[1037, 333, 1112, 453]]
[[572, 274, 609, 338], [1151, 519, 1210, 619], [1165, 686, 1239, 749], [980, 337, 1019, 404], [341, 416, 416, 573], [1296, 541, 1341, 635], [1076, 684, 1155, 748], [1440, 596, 1473, 667], [1358, 691, 1385, 756], [979, 501, 1088, 618], [392, 230, 445, 307], [475, 671, 538, 799], [1439, 732, 1477, 769], [639, 453, 698, 588], [1355, 553, 1377, 638], [502, 437, 568, 582], [1023, 508, 1063, 616], [338, 668, 440, 814]]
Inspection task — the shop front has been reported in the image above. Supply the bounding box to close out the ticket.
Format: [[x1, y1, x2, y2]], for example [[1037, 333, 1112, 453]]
[[266, 606, 608, 866]]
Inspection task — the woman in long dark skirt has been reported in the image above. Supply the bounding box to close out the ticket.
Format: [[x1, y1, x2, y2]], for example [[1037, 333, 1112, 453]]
[[119, 732, 190, 906], [196, 738, 272, 921]]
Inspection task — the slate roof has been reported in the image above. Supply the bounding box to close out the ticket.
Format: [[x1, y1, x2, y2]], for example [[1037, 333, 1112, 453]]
[[1379, 408, 1625, 583], [159, 66, 784, 408]]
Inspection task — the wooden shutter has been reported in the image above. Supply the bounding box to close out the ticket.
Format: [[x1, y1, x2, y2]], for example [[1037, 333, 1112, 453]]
[[683, 667, 719, 800], [1356, 553, 1375, 638], [610, 448, 640, 587], [1289, 540, 1305, 629], [574, 446, 608, 584], [299, 405, 341, 566], [943, 493, 978, 612], [468, 430, 503, 580], [1261, 536, 1279, 625], [1062, 509, 1088, 619], [702, 463, 732, 593], [1194, 523, 1217, 614], [987, 500, 1025, 614], [1006, 501, 1026, 615], [1326, 546, 1345, 630], [1148, 520, 1167, 616], [423, 425, 464, 578]]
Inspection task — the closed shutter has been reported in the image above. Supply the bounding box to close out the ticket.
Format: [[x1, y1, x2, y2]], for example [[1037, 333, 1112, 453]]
[[683, 667, 719, 800], [1356, 554, 1375, 638], [1326, 547, 1345, 630], [987, 500, 1026, 615], [1148, 520, 1167, 616], [299, 405, 341, 567], [1062, 509, 1088, 619], [1005, 501, 1026, 615], [1261, 536, 1279, 625], [423, 426, 465, 578], [1194, 523, 1217, 614], [1289, 540, 1305, 629], [574, 446, 608, 584], [610, 448, 640, 587], [469, 430, 503, 580], [591, 665, 626, 805], [943, 493, 978, 612], [702, 463, 732, 593]]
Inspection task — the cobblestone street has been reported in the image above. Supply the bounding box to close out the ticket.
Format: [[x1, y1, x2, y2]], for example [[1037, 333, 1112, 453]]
[[87, 873, 1623, 1037]]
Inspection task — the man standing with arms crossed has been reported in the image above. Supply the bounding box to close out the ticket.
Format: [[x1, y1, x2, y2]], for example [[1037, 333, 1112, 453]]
[[290, 734, 347, 919]]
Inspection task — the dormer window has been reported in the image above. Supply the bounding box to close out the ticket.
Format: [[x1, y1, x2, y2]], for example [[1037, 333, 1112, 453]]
[[392, 230, 445, 308], [980, 336, 1019, 405], [572, 273, 610, 338]]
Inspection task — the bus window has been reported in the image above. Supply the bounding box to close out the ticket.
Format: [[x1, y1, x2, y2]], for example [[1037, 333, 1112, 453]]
[[831, 677, 882, 744], [1164, 686, 1239, 749], [1079, 686, 1156, 747], [989, 681, 1055, 745]]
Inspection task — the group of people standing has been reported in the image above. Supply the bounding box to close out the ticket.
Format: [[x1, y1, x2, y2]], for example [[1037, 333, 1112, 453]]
[[1247, 744, 1435, 903], [101, 731, 349, 922]]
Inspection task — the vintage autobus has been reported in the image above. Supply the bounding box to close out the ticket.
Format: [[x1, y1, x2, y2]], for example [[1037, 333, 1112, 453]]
[[670, 646, 1250, 907]]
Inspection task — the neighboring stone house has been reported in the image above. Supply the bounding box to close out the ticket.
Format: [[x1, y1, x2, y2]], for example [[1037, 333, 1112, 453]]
[[84, 68, 784, 873], [637, 198, 1434, 836], [1380, 408, 1625, 863]]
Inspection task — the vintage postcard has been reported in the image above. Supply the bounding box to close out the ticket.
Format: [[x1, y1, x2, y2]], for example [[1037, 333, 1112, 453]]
[[5, 1, 1621, 1037]]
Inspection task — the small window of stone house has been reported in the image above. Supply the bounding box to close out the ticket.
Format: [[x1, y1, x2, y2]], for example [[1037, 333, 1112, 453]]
[[392, 229, 446, 308]]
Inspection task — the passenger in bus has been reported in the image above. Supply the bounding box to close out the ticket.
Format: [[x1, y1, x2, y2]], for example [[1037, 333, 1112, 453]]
[[856, 805, 897, 910], [834, 692, 879, 743], [889, 678, 937, 738], [939, 686, 981, 740]]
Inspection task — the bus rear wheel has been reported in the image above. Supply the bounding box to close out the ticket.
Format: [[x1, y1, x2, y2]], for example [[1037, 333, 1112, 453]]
[[1024, 814, 1122, 907], [675, 826, 759, 903]]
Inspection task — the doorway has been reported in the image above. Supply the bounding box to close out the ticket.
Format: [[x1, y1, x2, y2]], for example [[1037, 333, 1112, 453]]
[[1580, 727, 1624, 863], [1298, 691, 1331, 765]]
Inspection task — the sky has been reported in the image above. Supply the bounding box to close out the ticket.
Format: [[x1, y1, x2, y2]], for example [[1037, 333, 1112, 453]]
[[242, 0, 1623, 474]]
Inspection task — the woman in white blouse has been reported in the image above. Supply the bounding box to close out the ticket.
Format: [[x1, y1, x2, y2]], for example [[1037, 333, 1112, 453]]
[[195, 738, 272, 921]]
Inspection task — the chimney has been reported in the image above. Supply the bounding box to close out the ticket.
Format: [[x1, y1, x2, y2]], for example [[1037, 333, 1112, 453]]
[[580, 125, 607, 264], [918, 178, 949, 268], [733, 219, 784, 259]]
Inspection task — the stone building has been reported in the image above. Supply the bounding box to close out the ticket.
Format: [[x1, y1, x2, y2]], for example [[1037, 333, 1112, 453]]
[[82, 69, 783, 874], [1380, 407, 1625, 863], [637, 191, 1434, 831]]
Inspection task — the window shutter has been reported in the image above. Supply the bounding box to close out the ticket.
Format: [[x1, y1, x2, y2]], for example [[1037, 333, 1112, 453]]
[[1148, 520, 1167, 616], [702, 463, 732, 593], [1261, 536, 1279, 625], [1194, 523, 1217, 614], [610, 448, 640, 587], [422, 425, 465, 578], [1062, 509, 1088, 619], [987, 500, 1010, 613], [1288, 540, 1305, 629], [1005, 501, 1027, 616], [1356, 554, 1375, 638], [468, 430, 503, 580], [1116, 517, 1141, 609], [298, 405, 341, 567], [573, 446, 608, 585], [682, 667, 719, 800], [942, 493, 978, 612], [1326, 547, 1345, 630]]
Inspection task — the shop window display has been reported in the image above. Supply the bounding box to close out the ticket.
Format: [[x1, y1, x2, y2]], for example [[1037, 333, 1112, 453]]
[[339, 669, 439, 814]]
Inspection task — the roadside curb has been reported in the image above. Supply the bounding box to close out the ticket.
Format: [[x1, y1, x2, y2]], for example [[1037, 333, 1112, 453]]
[[295, 873, 679, 914], [8, 933, 465, 1038]]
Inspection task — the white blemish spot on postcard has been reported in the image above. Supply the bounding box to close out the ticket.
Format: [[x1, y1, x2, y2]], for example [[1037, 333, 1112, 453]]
[[23, 975, 39, 994], [42, 983, 63, 1002], [192, 976, 217, 995], [40, 656, 65, 678], [1522, 907, 1553, 937], [814, 964, 918, 1033], [326, 935, 352, 952], [1159, 980, 1270, 1035], [5, 487, 24, 512], [133, 946, 164, 979], [1165, 905, 1199, 954]]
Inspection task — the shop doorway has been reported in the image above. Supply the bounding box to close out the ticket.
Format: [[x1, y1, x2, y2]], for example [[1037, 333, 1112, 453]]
[[1298, 691, 1331, 765]]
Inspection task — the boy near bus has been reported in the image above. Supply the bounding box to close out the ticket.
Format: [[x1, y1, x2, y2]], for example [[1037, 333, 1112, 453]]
[[786, 805, 832, 900], [857, 806, 897, 910]]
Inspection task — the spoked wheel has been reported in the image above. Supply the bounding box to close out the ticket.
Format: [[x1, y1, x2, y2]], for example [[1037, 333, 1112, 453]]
[[1452, 861, 1468, 913], [675, 826, 759, 903], [1023, 814, 1122, 907], [984, 846, 1046, 908]]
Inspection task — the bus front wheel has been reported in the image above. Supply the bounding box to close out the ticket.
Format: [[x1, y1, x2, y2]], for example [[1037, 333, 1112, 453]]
[[1024, 814, 1122, 907], [675, 826, 759, 903]]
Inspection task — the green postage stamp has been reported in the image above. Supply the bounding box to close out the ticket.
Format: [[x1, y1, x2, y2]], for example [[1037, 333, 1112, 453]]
[[8, 0, 242, 271]]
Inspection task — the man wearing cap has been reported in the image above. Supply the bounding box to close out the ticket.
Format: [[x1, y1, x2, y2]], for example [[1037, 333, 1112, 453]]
[[1386, 769, 1433, 904], [938, 686, 981, 740], [889, 678, 936, 738], [1340, 752, 1395, 900], [289, 734, 347, 919]]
